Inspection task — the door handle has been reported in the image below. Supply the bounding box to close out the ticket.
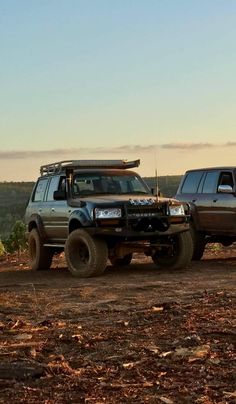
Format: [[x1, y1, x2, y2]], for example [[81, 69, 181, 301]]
[[51, 208, 55, 212], [213, 199, 218, 202], [192, 199, 197, 203]]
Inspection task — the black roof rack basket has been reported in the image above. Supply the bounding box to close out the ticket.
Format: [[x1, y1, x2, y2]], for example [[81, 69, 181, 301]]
[[40, 159, 140, 176]]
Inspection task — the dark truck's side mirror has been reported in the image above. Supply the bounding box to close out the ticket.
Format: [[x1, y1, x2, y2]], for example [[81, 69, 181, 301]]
[[218, 185, 233, 194], [54, 190, 66, 200]]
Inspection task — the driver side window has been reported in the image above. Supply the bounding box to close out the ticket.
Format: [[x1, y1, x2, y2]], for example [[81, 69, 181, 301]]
[[218, 172, 234, 189]]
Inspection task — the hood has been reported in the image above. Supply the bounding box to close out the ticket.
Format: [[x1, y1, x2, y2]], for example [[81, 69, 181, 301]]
[[70, 194, 180, 206], [82, 194, 152, 204]]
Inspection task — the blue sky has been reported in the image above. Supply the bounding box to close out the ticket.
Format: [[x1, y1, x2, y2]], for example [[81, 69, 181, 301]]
[[1, 0, 236, 180]]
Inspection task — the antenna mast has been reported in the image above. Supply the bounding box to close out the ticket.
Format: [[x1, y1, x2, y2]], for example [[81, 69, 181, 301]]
[[154, 148, 159, 200], [155, 168, 159, 200]]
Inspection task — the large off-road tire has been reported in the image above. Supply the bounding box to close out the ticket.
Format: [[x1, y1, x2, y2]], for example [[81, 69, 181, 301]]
[[190, 224, 206, 260], [109, 253, 133, 267], [152, 231, 193, 269], [65, 229, 108, 278], [28, 228, 54, 271]]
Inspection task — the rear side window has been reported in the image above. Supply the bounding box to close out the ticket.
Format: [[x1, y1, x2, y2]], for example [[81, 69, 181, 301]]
[[33, 178, 49, 202], [46, 176, 61, 201], [181, 171, 204, 194], [202, 171, 219, 193]]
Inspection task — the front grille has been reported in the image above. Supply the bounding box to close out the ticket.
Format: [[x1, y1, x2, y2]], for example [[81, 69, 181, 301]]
[[126, 205, 166, 218], [125, 204, 169, 232]]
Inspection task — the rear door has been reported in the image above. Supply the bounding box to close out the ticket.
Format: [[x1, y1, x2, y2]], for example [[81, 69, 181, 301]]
[[29, 177, 50, 235], [45, 176, 69, 241], [176, 170, 223, 231], [207, 170, 236, 234], [176, 170, 208, 229], [197, 170, 220, 231]]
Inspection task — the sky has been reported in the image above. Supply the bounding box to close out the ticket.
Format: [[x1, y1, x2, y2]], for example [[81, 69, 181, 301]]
[[1, 0, 236, 181]]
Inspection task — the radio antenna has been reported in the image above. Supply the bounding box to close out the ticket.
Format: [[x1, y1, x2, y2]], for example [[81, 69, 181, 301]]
[[154, 149, 159, 201], [155, 168, 159, 201]]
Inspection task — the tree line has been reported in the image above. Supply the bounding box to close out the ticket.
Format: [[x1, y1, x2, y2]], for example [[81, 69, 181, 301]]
[[0, 182, 34, 239]]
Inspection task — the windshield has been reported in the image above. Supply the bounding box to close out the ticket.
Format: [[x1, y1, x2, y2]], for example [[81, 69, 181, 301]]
[[72, 173, 150, 197]]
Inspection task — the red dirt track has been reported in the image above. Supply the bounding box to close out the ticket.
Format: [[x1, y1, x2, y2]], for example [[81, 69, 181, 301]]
[[0, 246, 235, 403]]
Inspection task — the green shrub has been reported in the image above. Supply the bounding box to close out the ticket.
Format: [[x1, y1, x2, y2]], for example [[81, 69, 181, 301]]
[[4, 220, 27, 256], [0, 240, 5, 257]]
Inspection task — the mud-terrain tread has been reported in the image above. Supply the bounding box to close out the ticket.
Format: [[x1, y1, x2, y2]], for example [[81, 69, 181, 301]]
[[28, 228, 53, 270], [152, 231, 193, 269], [65, 229, 108, 278], [190, 224, 206, 260]]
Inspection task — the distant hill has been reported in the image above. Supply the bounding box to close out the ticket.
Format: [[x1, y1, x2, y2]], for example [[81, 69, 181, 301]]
[[0, 175, 182, 238]]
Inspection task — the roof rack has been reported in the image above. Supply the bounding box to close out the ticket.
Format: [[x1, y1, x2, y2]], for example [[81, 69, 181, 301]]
[[40, 159, 140, 176]]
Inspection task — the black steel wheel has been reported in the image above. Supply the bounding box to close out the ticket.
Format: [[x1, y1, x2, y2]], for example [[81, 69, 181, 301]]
[[152, 231, 193, 269]]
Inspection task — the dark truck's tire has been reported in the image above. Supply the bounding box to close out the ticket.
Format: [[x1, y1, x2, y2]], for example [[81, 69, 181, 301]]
[[152, 231, 193, 269], [110, 253, 133, 267], [190, 224, 206, 260], [28, 228, 54, 270], [65, 229, 108, 277]]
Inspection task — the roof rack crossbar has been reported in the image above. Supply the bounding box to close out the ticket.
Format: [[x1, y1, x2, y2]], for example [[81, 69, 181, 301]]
[[40, 159, 140, 176]]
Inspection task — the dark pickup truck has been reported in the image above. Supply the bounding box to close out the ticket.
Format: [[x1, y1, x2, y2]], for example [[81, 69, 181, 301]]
[[175, 166, 236, 259]]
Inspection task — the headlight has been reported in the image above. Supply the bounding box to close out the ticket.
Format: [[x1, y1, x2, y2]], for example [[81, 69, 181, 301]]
[[94, 208, 122, 219], [169, 205, 185, 216]]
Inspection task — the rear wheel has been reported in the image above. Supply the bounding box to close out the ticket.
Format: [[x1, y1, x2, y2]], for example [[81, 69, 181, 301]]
[[152, 231, 193, 269], [190, 224, 206, 260], [109, 253, 133, 267], [28, 228, 54, 270], [65, 229, 108, 277]]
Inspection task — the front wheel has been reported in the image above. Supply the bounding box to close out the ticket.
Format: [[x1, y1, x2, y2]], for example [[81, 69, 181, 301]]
[[65, 229, 108, 277], [190, 224, 206, 260], [152, 231, 193, 269], [28, 228, 54, 270]]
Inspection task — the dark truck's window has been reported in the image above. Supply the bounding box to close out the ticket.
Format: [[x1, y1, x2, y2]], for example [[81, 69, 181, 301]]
[[181, 171, 204, 194], [218, 172, 234, 188], [202, 171, 219, 193], [33, 178, 49, 202]]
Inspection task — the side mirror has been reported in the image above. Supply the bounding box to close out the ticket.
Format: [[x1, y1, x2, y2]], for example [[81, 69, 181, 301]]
[[218, 184, 233, 194], [54, 190, 66, 200]]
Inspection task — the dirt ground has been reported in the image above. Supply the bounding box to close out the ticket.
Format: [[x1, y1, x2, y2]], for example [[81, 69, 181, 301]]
[[0, 245, 235, 404]]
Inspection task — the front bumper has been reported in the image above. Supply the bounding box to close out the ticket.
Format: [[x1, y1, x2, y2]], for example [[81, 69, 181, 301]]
[[85, 222, 190, 239]]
